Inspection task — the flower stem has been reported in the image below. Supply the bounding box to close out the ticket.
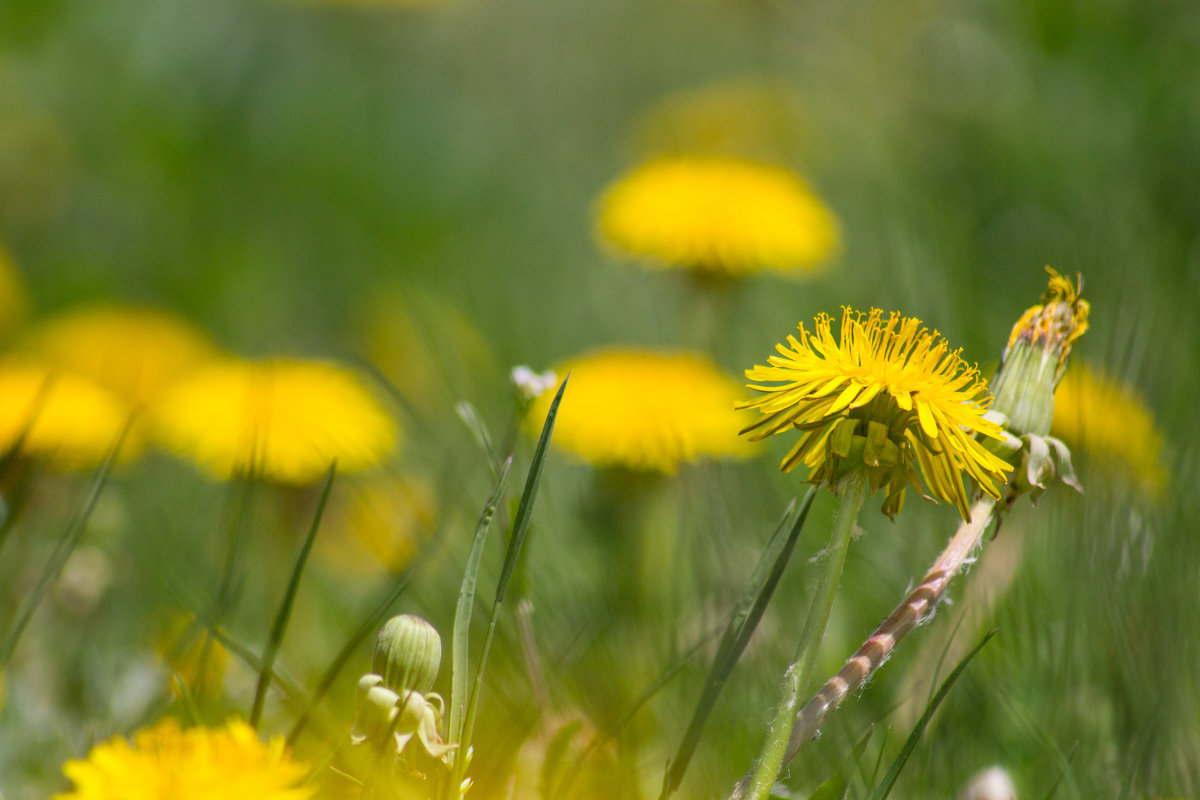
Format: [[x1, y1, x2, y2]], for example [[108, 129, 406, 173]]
[[736, 473, 869, 800], [781, 494, 998, 764]]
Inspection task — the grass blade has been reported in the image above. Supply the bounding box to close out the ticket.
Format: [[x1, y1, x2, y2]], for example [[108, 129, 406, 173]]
[[249, 463, 336, 728], [449, 456, 514, 754], [455, 376, 567, 799], [661, 488, 817, 800], [0, 427, 124, 668], [807, 724, 874, 800], [868, 629, 997, 800], [457, 401, 503, 478]]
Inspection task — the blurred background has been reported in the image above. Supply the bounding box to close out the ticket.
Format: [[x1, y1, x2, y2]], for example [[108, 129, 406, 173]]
[[1, 0, 1198, 797]]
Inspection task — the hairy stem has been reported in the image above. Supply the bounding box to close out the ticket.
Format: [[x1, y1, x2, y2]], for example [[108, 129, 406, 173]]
[[736, 473, 868, 800], [781, 494, 998, 765]]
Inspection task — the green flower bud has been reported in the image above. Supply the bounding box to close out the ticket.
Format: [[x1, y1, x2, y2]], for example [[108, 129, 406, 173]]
[[373, 614, 442, 694], [989, 268, 1089, 438]]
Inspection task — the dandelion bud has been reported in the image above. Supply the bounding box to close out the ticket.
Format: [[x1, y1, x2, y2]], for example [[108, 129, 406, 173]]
[[989, 268, 1089, 437], [350, 684, 401, 746], [373, 614, 442, 695]]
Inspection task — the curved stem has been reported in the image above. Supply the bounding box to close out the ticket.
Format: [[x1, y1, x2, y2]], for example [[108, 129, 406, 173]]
[[781, 494, 998, 764], [737, 473, 868, 800]]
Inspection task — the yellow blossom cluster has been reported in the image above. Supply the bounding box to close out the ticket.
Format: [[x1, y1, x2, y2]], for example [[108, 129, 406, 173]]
[[0, 302, 398, 484]]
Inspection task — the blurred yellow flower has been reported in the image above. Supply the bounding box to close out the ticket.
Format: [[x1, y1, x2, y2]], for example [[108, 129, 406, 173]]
[[596, 157, 838, 277], [151, 359, 399, 484], [739, 308, 1012, 519], [25, 305, 218, 409], [320, 475, 436, 573], [527, 348, 753, 473], [0, 363, 131, 468], [634, 80, 805, 160], [1051, 362, 1166, 496], [55, 718, 313, 800], [156, 615, 230, 699], [0, 245, 29, 340]]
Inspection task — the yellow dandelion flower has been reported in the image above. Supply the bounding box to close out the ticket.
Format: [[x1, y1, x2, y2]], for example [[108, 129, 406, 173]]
[[595, 157, 839, 277], [739, 308, 1012, 519], [26, 305, 218, 409], [527, 349, 754, 473], [1051, 362, 1166, 496], [55, 718, 313, 800], [0, 363, 130, 468], [151, 359, 398, 484]]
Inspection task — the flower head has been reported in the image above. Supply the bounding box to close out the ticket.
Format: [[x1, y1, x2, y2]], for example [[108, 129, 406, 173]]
[[150, 359, 398, 484], [55, 718, 313, 800], [595, 157, 838, 277], [739, 308, 1012, 519], [26, 305, 218, 409], [1051, 362, 1166, 497], [0, 363, 130, 468], [991, 268, 1091, 437], [527, 348, 753, 473]]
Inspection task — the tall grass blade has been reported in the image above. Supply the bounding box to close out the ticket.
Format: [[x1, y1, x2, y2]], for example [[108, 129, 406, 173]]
[[868, 629, 996, 800], [661, 488, 817, 800], [455, 376, 567, 798], [0, 426, 124, 668], [249, 463, 336, 728], [449, 456, 513, 755]]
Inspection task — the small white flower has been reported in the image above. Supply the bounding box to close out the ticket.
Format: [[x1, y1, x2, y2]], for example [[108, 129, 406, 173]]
[[511, 366, 557, 400]]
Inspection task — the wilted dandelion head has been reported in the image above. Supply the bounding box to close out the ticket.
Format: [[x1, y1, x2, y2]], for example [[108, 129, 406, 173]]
[[527, 349, 753, 473], [1051, 362, 1166, 497], [151, 359, 398, 484], [0, 363, 131, 468], [55, 718, 313, 800], [739, 308, 1012, 519], [26, 305, 218, 409], [595, 157, 839, 277]]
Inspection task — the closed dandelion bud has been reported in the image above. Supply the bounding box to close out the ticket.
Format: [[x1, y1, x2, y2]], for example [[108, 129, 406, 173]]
[[989, 268, 1089, 438], [373, 614, 441, 695]]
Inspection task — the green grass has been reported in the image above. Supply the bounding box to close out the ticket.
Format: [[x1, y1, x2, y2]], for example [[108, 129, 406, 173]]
[[2, 0, 1199, 798]]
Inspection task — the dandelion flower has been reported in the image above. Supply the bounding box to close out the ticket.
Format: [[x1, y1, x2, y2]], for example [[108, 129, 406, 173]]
[[0, 363, 130, 468], [739, 308, 1012, 519], [1051, 362, 1166, 496], [527, 349, 753, 473], [596, 157, 839, 277], [55, 718, 313, 800], [26, 305, 218, 409], [151, 359, 398, 484]]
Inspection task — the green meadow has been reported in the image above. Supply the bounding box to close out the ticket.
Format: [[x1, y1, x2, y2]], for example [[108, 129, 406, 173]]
[[1, 1, 1197, 798]]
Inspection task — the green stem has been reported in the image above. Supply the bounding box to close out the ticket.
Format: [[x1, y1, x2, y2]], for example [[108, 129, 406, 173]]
[[739, 473, 868, 800]]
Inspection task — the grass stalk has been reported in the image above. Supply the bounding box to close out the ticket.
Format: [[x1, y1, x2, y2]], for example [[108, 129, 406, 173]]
[[446, 455, 513, 790], [735, 473, 869, 800], [660, 489, 817, 800], [249, 463, 336, 728], [451, 376, 566, 800], [0, 427, 124, 668]]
